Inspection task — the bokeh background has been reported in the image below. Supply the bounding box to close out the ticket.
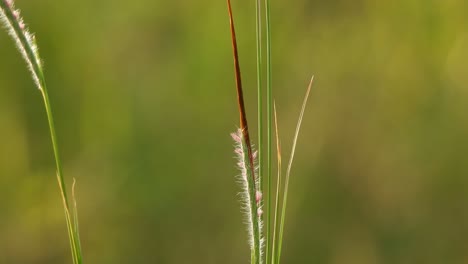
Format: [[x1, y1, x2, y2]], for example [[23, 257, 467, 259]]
[[1, 0, 467, 263]]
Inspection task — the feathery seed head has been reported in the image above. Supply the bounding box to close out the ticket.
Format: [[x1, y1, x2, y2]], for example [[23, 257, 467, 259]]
[[0, 0, 44, 90], [232, 128, 264, 263]]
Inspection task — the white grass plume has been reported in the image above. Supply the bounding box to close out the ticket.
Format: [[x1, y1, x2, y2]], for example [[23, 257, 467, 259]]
[[0, 0, 44, 90], [232, 128, 264, 264]]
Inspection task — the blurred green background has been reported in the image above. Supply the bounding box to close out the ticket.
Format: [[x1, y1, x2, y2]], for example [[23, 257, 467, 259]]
[[1, 0, 467, 263]]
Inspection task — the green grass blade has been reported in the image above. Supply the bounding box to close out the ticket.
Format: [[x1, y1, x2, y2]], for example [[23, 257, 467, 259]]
[[255, 2, 265, 261], [277, 76, 314, 263], [264, 0, 273, 262], [72, 179, 83, 262], [256, 0, 263, 193], [271, 103, 282, 264], [46, 89, 81, 264], [56, 172, 79, 264]]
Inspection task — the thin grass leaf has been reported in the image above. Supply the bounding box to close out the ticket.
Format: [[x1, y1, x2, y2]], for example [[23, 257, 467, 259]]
[[271, 102, 282, 264], [277, 76, 314, 263], [0, 1, 83, 263], [254, 2, 265, 261], [72, 179, 83, 260], [255, 0, 263, 193], [57, 173, 80, 263], [264, 0, 273, 261]]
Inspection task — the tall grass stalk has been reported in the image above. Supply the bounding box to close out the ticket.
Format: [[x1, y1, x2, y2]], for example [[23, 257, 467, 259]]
[[227, 1, 263, 263], [0, 1, 82, 263], [255, 0, 263, 202], [271, 103, 282, 264], [254, 0, 265, 260], [263, 0, 273, 262], [227, 0, 314, 263]]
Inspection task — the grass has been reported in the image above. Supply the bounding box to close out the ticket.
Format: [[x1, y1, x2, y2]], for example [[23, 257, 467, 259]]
[[276, 76, 313, 263], [264, 0, 273, 261], [1, 0, 312, 263], [0, 1, 83, 263], [227, 1, 262, 262], [226, 0, 314, 263]]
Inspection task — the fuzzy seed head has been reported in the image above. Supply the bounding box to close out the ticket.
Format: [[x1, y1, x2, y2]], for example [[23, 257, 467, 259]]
[[0, 0, 44, 90], [232, 128, 264, 262]]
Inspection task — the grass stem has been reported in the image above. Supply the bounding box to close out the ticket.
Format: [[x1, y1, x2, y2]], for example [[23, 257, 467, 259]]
[[227, 1, 263, 263], [264, 0, 273, 262], [256, 0, 263, 203], [271, 103, 282, 264], [0, 1, 83, 263]]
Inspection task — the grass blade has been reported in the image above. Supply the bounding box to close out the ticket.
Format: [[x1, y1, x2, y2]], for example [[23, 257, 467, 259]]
[[264, 0, 273, 261], [256, 0, 263, 193], [277, 76, 314, 263], [254, 1, 265, 261], [271, 102, 282, 264], [72, 179, 83, 261]]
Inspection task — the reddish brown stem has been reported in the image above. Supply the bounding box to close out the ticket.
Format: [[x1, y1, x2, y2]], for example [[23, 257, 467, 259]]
[[227, 0, 257, 186]]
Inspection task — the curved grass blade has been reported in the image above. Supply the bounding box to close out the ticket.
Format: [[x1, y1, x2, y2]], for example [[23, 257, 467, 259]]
[[277, 76, 314, 263], [271, 102, 282, 264]]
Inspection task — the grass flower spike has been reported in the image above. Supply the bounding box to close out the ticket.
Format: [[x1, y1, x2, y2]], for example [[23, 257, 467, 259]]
[[227, 0, 264, 263], [226, 0, 314, 263], [0, 1, 83, 263], [232, 129, 264, 263], [0, 0, 42, 90]]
